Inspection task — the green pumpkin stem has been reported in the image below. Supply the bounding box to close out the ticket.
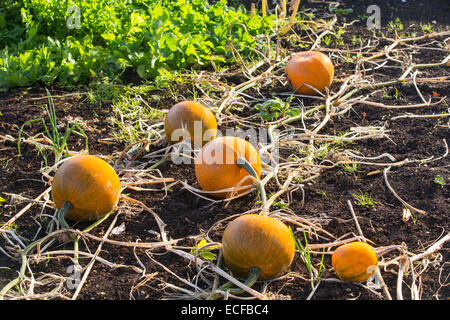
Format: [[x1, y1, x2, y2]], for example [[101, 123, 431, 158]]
[[227, 266, 262, 295], [57, 201, 73, 229], [148, 156, 169, 170], [236, 157, 267, 206], [208, 266, 262, 299]]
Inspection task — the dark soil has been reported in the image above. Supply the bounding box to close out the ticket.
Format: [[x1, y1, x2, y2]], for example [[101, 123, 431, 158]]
[[0, 1, 449, 301]]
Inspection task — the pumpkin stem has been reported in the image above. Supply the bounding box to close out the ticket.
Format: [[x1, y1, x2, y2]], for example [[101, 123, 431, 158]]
[[72, 212, 114, 263], [236, 157, 267, 206], [208, 267, 262, 299], [225, 266, 262, 295], [148, 156, 169, 170], [57, 201, 73, 229]]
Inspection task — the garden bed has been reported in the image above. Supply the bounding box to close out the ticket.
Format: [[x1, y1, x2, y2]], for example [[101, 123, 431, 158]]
[[0, 0, 449, 301]]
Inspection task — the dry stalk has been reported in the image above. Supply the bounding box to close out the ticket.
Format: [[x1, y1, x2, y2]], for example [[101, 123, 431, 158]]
[[70, 212, 120, 300], [383, 166, 426, 217], [356, 97, 445, 109], [0, 187, 52, 234], [169, 248, 267, 300], [145, 251, 208, 297], [30, 250, 142, 272]]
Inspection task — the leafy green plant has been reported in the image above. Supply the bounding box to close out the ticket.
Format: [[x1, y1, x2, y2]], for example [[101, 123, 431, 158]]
[[17, 88, 88, 166], [341, 161, 360, 176], [316, 191, 327, 198], [393, 87, 399, 100], [0, 0, 275, 89], [254, 97, 299, 121], [316, 143, 339, 159], [420, 23, 435, 33], [190, 239, 219, 261], [351, 35, 362, 46], [433, 175, 446, 186], [322, 34, 332, 46], [351, 192, 379, 207], [272, 200, 288, 209], [334, 28, 345, 46], [340, 52, 353, 65], [388, 17, 404, 32]]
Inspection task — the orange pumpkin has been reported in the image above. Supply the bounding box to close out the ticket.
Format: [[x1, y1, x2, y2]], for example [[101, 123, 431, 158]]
[[331, 242, 379, 282], [164, 101, 217, 148], [285, 51, 334, 95], [222, 214, 296, 280], [194, 136, 261, 199], [51, 155, 121, 221]]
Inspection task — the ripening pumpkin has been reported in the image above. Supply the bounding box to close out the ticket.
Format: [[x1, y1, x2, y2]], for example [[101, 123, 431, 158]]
[[194, 136, 261, 199], [285, 51, 334, 95], [222, 214, 296, 281], [331, 241, 379, 282], [51, 155, 121, 221], [164, 101, 217, 148]]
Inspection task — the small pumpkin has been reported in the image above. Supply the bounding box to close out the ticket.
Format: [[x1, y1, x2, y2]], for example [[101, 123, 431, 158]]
[[285, 51, 334, 95], [331, 241, 378, 282], [164, 101, 217, 148], [194, 136, 261, 199], [51, 155, 121, 221], [222, 214, 296, 281]]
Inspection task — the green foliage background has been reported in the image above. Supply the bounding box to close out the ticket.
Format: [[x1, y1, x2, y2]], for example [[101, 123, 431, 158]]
[[0, 0, 274, 88]]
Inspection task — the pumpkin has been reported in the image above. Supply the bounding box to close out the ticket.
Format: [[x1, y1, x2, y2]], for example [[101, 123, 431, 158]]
[[194, 136, 261, 199], [51, 155, 121, 221], [331, 241, 379, 282], [164, 101, 217, 148], [222, 214, 296, 281], [285, 51, 334, 95]]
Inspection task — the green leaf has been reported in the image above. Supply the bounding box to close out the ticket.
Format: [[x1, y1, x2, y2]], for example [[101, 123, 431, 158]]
[[189, 239, 219, 261], [136, 65, 147, 79], [163, 34, 178, 52], [101, 33, 116, 41]]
